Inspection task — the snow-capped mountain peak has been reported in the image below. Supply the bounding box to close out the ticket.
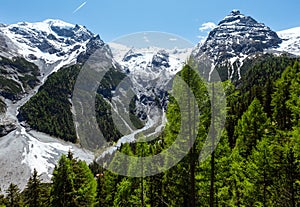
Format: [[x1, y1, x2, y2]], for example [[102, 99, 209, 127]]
[[0, 19, 107, 79], [197, 10, 282, 61], [43, 19, 75, 28], [193, 10, 282, 80]]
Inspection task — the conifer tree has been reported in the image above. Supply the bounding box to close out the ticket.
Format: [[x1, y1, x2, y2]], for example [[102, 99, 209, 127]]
[[50, 153, 97, 207], [51, 155, 76, 207], [6, 183, 21, 207], [0, 189, 7, 207], [113, 178, 134, 206], [227, 148, 254, 206], [287, 62, 300, 126], [73, 160, 97, 206], [214, 132, 232, 206], [24, 168, 43, 207], [235, 98, 269, 157], [248, 137, 276, 206], [162, 63, 211, 206]]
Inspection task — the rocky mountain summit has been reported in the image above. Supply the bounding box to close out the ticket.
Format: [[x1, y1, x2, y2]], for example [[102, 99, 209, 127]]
[[194, 10, 283, 80], [0, 19, 108, 79], [196, 10, 282, 63]]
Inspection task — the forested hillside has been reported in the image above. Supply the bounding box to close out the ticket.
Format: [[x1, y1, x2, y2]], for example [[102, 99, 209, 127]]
[[18, 64, 143, 143], [1, 54, 300, 206]]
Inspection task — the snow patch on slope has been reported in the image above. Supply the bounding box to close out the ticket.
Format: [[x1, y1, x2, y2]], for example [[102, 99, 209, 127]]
[[20, 127, 71, 175], [277, 27, 300, 56]]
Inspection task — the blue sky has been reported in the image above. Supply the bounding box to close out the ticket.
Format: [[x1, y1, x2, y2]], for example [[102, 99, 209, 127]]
[[1, 0, 300, 45]]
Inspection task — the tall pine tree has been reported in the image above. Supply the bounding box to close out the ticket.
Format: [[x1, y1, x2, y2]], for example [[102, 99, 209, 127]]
[[6, 183, 21, 207], [23, 168, 43, 207], [50, 152, 97, 207], [235, 98, 270, 157]]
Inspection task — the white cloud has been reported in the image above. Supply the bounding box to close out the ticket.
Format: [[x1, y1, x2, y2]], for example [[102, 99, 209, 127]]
[[169, 38, 177, 41], [199, 22, 217, 32]]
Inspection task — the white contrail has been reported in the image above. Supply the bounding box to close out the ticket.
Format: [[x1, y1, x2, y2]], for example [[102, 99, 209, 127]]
[[73, 1, 87, 14]]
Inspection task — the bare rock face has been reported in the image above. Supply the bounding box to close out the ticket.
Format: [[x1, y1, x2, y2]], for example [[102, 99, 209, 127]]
[[0, 122, 16, 137]]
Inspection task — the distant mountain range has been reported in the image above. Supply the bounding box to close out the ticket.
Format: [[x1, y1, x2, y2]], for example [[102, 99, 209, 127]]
[[0, 10, 299, 191]]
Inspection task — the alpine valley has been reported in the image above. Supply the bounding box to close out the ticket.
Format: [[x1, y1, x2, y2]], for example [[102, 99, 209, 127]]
[[0, 10, 300, 206]]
